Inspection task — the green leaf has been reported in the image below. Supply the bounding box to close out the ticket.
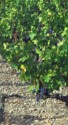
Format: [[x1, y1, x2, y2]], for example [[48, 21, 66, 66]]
[[29, 32, 36, 40]]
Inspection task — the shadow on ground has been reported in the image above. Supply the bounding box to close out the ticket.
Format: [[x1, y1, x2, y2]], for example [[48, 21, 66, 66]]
[[0, 81, 30, 86], [3, 114, 45, 125]]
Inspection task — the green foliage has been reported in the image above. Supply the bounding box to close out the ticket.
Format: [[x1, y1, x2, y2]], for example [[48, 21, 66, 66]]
[[0, 0, 68, 91]]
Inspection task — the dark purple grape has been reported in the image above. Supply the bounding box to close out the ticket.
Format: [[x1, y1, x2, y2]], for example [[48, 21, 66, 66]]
[[39, 87, 45, 99], [23, 36, 30, 43], [44, 88, 50, 97], [36, 93, 40, 101], [40, 93, 43, 99], [40, 87, 45, 94], [36, 87, 50, 101]]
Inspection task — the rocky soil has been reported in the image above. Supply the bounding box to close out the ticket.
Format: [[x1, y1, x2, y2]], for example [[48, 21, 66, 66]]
[[0, 55, 68, 125]]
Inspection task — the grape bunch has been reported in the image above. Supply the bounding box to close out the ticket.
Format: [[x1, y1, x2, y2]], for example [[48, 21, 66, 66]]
[[32, 87, 50, 101]]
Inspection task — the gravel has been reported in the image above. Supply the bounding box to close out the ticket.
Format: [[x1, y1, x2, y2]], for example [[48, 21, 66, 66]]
[[0, 55, 68, 125]]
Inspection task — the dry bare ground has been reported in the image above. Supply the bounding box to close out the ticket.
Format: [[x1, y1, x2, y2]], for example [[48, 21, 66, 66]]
[[0, 55, 68, 125]]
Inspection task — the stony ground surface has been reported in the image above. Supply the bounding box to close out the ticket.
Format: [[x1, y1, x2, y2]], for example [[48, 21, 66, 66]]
[[0, 55, 68, 125]]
